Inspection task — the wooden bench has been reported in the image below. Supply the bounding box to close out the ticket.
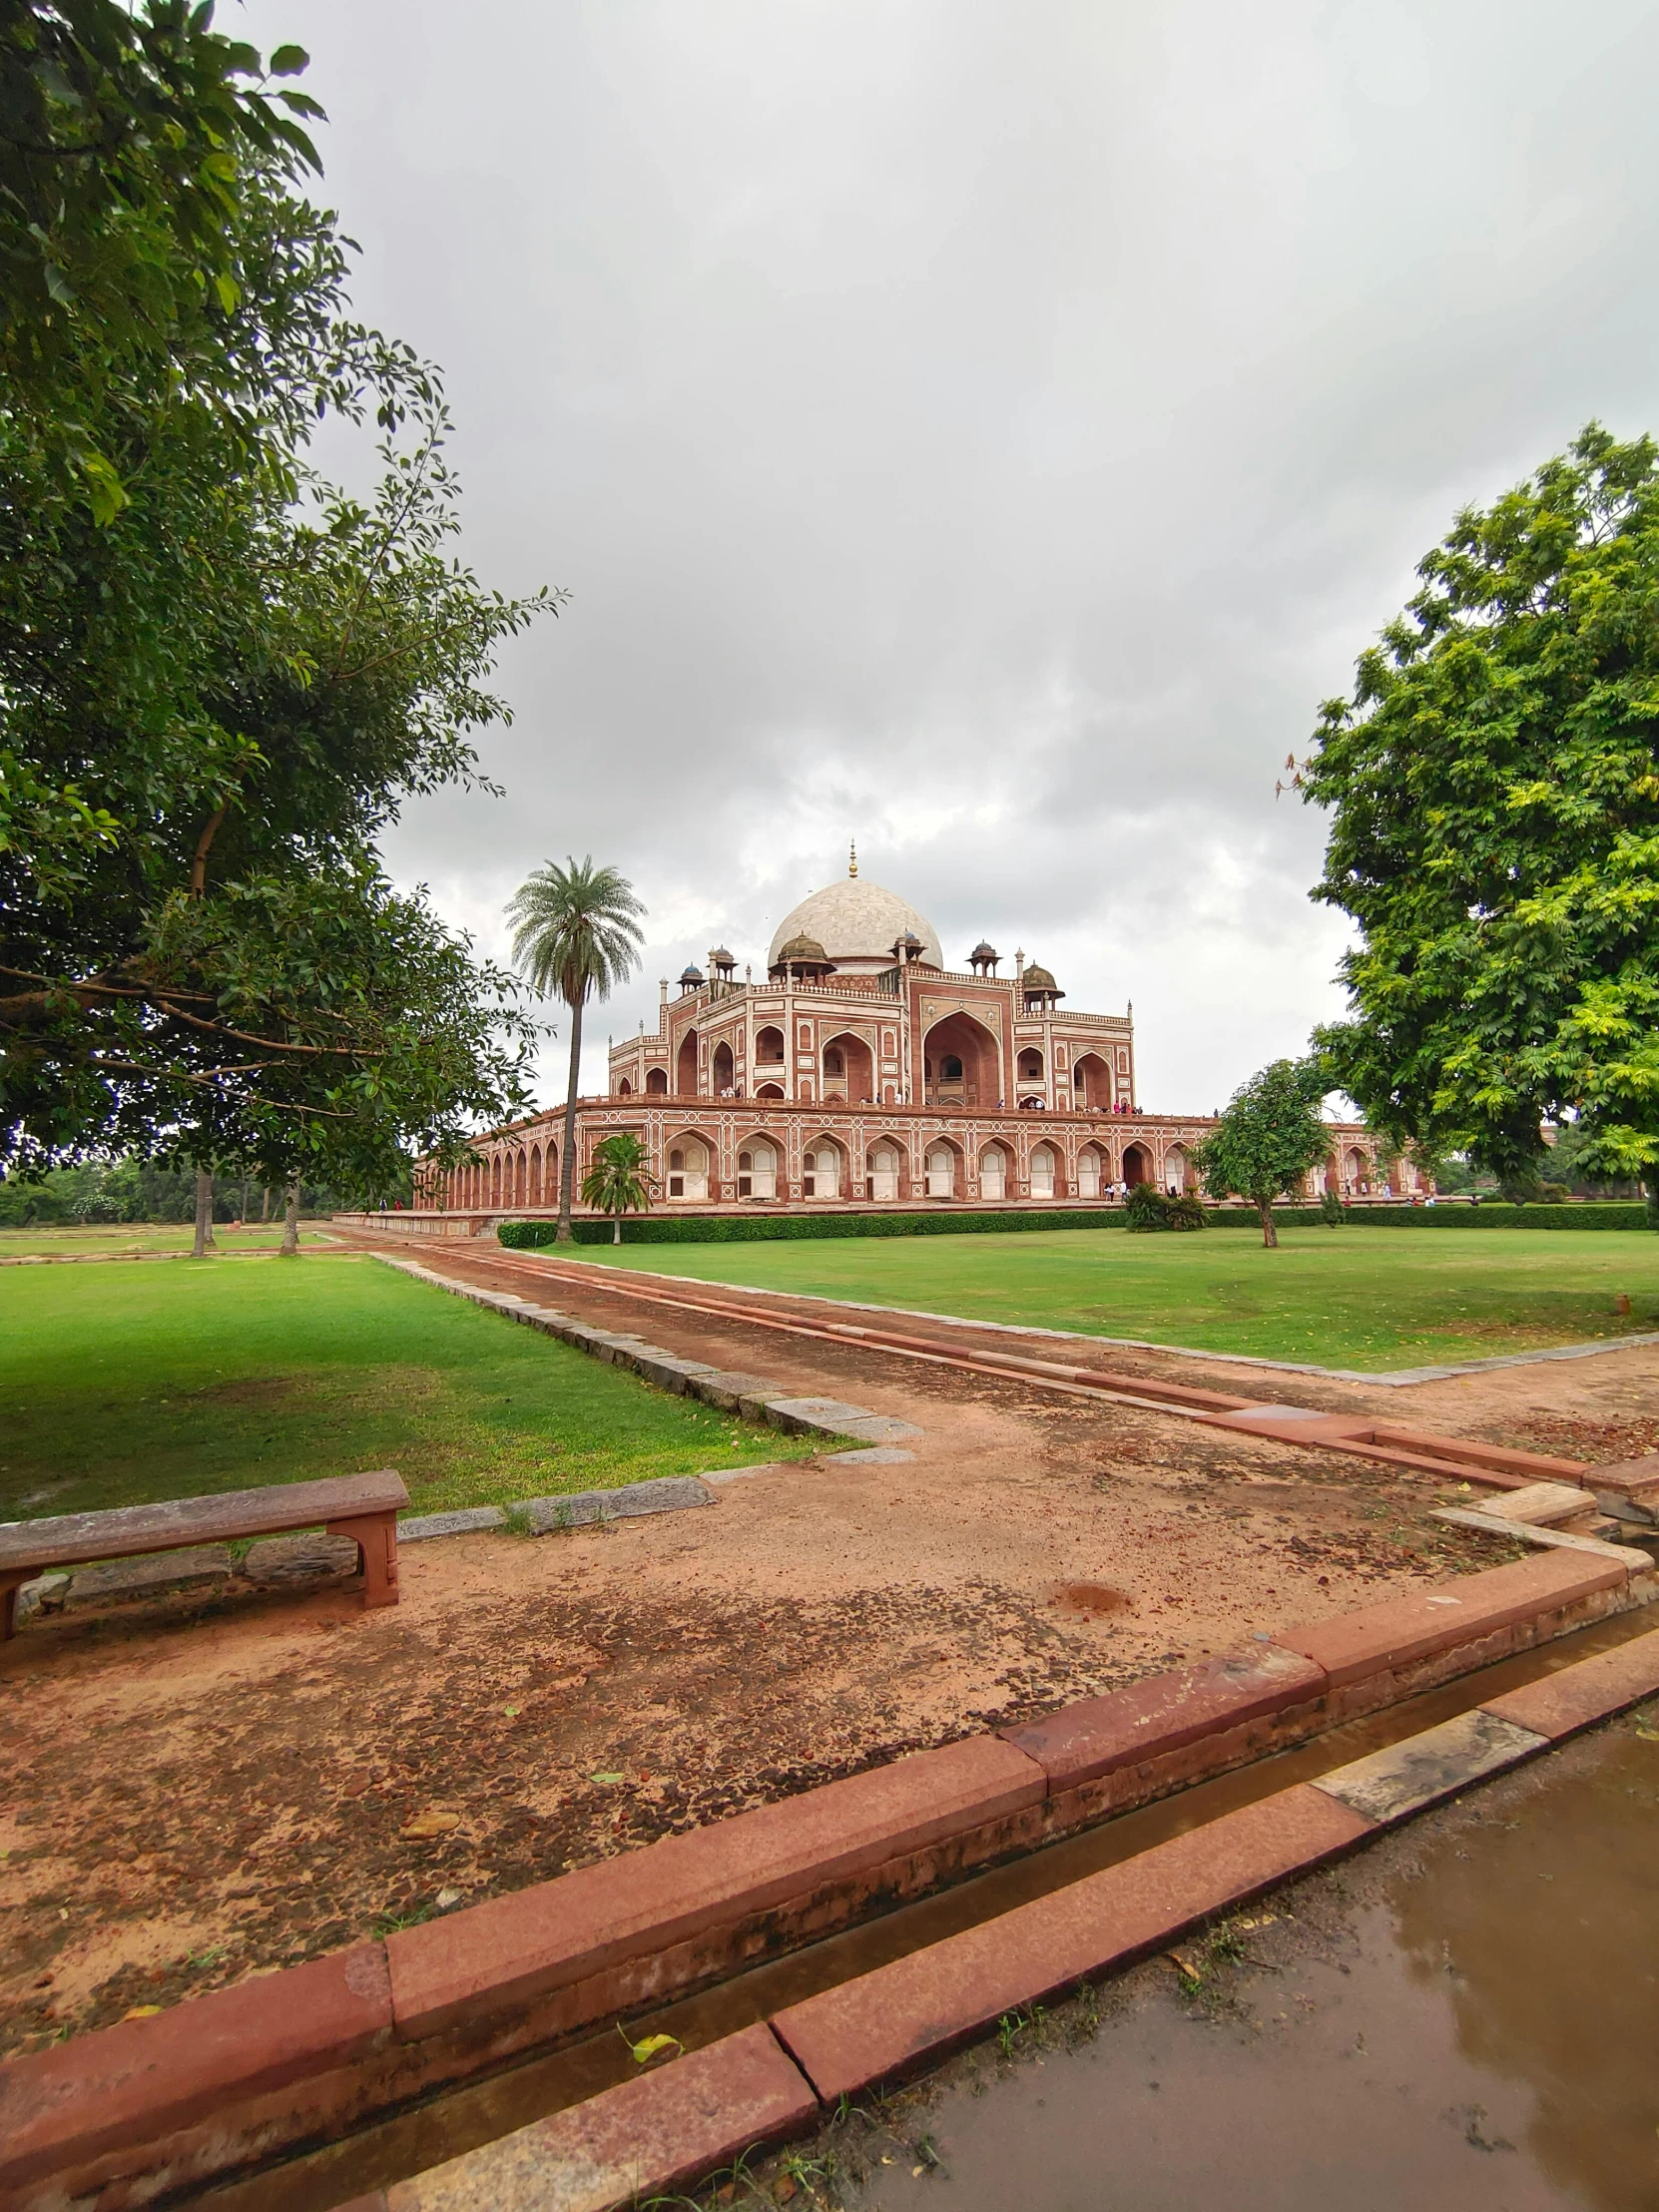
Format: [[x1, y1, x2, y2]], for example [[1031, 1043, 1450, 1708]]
[[0, 1470, 410, 1640]]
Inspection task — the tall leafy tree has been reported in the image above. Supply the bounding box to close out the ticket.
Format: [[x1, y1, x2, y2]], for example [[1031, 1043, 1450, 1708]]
[[1303, 424, 1659, 1192], [0, 20, 554, 1196], [507, 859, 645, 1243], [0, 0, 324, 519], [1195, 1058, 1332, 1246]]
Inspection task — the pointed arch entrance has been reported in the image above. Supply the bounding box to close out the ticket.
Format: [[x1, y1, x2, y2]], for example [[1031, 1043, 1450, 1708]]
[[921, 1011, 1000, 1107]]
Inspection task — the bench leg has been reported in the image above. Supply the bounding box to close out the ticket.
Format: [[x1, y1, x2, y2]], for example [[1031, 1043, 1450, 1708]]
[[1, 1571, 29, 1642], [325, 1513, 399, 1610]]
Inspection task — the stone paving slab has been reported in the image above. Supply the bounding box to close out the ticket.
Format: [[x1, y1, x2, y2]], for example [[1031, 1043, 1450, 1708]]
[[827, 1445, 915, 1464], [383, 1737, 1046, 2041], [64, 1546, 234, 1610], [0, 1943, 393, 2198], [398, 1506, 509, 1544], [686, 1371, 784, 1411], [1480, 1626, 1659, 1739], [1431, 1505, 1649, 1566], [830, 1414, 927, 1444], [14, 1572, 69, 1624], [244, 1533, 359, 1587], [378, 2024, 817, 2212], [1310, 1708, 1547, 1825], [1002, 1644, 1326, 1792], [519, 1476, 714, 1534], [770, 1783, 1373, 2101], [1272, 1549, 1634, 1690]]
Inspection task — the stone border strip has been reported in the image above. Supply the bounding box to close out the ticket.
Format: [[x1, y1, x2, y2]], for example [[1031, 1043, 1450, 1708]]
[[373, 1255, 922, 1449], [546, 1251, 1659, 1386], [341, 1616, 1659, 2209], [4, 1548, 1652, 2212]]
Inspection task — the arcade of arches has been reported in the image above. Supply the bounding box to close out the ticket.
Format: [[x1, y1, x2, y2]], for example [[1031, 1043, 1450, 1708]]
[[420, 863, 1400, 1215], [423, 1109, 1398, 1214]]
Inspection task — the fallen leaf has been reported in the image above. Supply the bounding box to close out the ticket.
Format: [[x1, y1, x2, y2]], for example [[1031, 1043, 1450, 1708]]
[[1166, 1946, 1205, 1983], [590, 1771, 625, 1785], [625, 2031, 682, 2066], [1634, 1724, 1659, 1743], [123, 2004, 163, 2020], [401, 1810, 461, 1839], [912, 2166, 926, 2179], [435, 1886, 465, 1911], [503, 1705, 521, 1718]]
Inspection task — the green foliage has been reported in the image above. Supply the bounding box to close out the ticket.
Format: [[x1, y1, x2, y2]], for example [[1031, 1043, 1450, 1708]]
[[491, 1196, 1648, 1248], [1, 63, 554, 1192], [1319, 1186, 1346, 1226], [1193, 1058, 1333, 1246], [1125, 1184, 1206, 1232], [506, 857, 646, 1237], [1305, 424, 1659, 1192], [498, 1206, 1131, 1248], [579, 1131, 656, 1244], [0, 1, 323, 517]]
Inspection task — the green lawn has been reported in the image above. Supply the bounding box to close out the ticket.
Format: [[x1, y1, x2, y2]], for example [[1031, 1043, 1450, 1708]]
[[0, 1224, 332, 1258], [568, 1227, 1659, 1372], [0, 1254, 801, 1524]]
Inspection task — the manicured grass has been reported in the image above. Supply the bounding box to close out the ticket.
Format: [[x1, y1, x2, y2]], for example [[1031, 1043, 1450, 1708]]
[[0, 1224, 331, 1258], [570, 1227, 1659, 1372], [0, 1253, 802, 1524]]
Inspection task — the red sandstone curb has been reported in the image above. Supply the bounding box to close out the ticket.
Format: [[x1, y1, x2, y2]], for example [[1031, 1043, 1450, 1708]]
[[3, 1549, 1654, 2212]]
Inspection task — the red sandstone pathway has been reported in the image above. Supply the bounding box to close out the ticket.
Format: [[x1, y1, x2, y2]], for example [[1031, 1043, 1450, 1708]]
[[4, 1233, 1656, 2057]]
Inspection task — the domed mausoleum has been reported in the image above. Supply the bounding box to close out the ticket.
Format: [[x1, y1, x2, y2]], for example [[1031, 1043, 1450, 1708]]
[[420, 848, 1393, 1216]]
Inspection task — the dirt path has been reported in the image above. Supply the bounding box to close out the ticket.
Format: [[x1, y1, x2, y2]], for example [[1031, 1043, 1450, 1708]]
[[4, 1234, 1655, 2057]]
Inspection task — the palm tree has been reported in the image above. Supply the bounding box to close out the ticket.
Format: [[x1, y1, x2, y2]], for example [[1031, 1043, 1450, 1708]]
[[580, 1131, 657, 1245], [507, 857, 646, 1243]]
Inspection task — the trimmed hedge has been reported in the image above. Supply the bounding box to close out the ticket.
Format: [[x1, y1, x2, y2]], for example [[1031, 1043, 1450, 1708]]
[[495, 1199, 1651, 1248], [498, 1207, 1129, 1248]]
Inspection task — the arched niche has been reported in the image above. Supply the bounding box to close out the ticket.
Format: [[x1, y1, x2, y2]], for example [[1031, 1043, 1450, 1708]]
[[676, 1029, 700, 1095], [737, 1137, 778, 1199], [922, 1011, 1000, 1107], [821, 1030, 874, 1103], [1071, 1052, 1112, 1109], [1122, 1141, 1153, 1188], [804, 1136, 843, 1200]]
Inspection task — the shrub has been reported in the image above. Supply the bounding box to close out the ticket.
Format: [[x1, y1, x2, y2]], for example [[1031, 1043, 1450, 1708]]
[[1319, 1188, 1345, 1227], [1124, 1185, 1171, 1233]]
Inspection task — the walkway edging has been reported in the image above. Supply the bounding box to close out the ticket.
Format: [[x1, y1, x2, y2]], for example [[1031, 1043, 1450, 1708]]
[[3, 1550, 1653, 2212]]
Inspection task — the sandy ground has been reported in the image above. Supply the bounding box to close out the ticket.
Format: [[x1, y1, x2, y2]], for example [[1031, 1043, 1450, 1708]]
[[4, 1236, 1656, 2056]]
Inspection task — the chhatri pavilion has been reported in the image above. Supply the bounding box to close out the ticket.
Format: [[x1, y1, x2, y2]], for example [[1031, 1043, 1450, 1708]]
[[417, 851, 1395, 1216]]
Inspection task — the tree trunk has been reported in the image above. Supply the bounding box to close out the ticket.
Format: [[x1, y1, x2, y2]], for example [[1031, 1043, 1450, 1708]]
[[556, 993, 584, 1244], [278, 1177, 301, 1257], [193, 1166, 217, 1257], [1258, 1197, 1279, 1248], [612, 1209, 622, 1245], [261, 1185, 271, 1222]]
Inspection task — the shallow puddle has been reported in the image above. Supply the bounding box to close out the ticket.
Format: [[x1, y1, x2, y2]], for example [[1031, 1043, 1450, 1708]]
[[842, 1722, 1659, 2211]]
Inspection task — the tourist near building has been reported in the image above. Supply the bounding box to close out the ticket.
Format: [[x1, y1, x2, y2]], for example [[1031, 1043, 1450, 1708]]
[[415, 852, 1400, 1218]]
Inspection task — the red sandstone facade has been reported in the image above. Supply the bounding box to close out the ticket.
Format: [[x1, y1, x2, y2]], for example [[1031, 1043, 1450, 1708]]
[[412, 861, 1399, 1220]]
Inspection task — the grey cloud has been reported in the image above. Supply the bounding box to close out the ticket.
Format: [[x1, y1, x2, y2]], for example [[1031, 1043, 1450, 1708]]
[[244, 0, 1659, 1108]]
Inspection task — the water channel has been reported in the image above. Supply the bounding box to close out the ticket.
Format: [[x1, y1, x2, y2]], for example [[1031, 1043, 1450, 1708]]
[[830, 1713, 1659, 2211], [198, 1617, 1659, 2211]]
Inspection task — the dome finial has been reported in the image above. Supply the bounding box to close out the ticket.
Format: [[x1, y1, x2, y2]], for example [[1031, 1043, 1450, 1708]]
[[848, 839, 857, 878]]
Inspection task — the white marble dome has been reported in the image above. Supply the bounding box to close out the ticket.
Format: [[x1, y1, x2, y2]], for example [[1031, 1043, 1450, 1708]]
[[768, 875, 943, 974]]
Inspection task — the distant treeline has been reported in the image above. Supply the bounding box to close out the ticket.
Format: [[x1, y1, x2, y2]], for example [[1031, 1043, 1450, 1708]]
[[0, 1158, 396, 1228]]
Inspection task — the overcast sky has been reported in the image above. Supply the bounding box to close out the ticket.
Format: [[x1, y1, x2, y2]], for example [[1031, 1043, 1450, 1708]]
[[244, 0, 1659, 1112]]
